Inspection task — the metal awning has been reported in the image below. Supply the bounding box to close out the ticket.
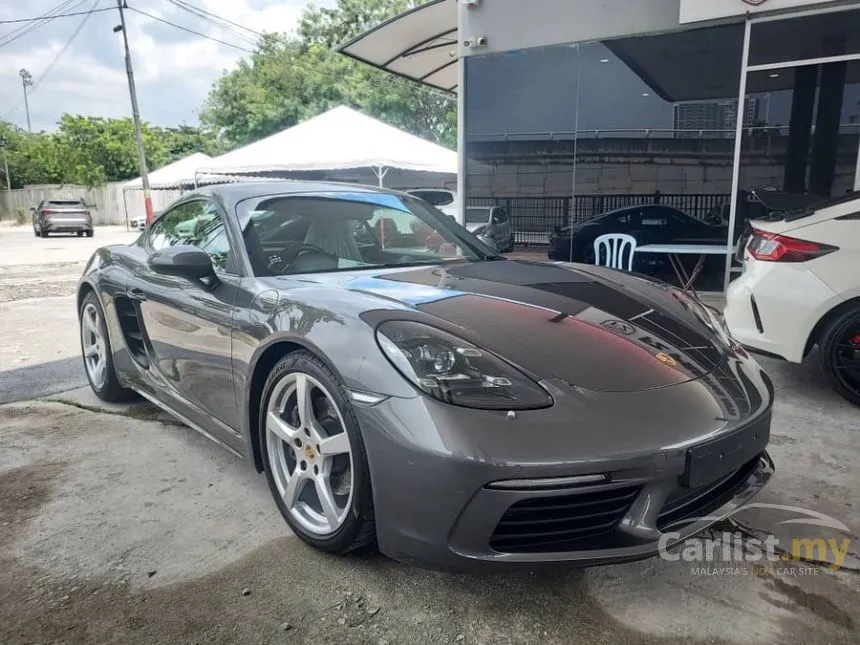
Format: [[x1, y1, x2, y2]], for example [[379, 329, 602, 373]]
[[339, 1, 860, 103], [338, 0, 459, 93]]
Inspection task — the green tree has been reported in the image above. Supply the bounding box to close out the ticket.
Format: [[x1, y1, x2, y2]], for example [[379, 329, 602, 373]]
[[0, 117, 215, 188], [200, 0, 456, 150], [201, 35, 360, 148], [297, 0, 421, 49]]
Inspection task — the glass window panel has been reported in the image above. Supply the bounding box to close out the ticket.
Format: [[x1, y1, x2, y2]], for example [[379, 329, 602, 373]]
[[749, 9, 860, 67]]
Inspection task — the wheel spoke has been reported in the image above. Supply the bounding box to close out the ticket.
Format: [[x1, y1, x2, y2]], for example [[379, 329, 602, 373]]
[[835, 357, 860, 370], [283, 470, 307, 508], [315, 477, 340, 530], [93, 360, 106, 385], [267, 411, 300, 443], [84, 311, 98, 336], [84, 343, 99, 358], [318, 431, 350, 456], [295, 373, 313, 428]]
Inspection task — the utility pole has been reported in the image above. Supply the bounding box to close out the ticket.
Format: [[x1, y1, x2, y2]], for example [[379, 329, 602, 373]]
[[0, 136, 10, 191], [19, 69, 33, 132], [114, 0, 154, 225]]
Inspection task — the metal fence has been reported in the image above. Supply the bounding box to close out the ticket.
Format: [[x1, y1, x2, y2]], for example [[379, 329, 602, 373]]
[[467, 193, 730, 245]]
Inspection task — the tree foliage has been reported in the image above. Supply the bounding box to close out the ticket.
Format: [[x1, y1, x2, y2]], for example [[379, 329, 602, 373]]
[[0, 117, 214, 189], [201, 0, 456, 149]]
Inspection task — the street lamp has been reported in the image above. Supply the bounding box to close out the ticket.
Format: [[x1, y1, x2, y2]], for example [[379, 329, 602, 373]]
[[19, 69, 33, 132]]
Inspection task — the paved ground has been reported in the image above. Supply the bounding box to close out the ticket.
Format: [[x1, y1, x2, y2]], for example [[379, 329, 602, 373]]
[[0, 223, 858, 645]]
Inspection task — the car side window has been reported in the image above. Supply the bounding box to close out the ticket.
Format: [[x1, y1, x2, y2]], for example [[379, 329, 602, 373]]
[[641, 208, 668, 227], [147, 200, 236, 274]]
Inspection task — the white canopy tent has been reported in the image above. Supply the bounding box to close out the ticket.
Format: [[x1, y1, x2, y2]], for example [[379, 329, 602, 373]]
[[196, 106, 458, 186], [124, 152, 212, 189]]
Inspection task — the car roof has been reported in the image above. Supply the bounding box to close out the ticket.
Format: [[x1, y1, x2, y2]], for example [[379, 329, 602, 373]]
[[183, 180, 415, 212]]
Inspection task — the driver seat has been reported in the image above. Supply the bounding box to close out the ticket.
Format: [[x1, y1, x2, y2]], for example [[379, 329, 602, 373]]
[[304, 217, 363, 263]]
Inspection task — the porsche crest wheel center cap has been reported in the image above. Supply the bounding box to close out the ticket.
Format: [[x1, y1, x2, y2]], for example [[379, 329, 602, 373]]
[[303, 443, 315, 459]]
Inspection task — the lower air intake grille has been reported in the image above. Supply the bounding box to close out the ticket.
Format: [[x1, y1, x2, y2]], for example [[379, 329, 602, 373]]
[[489, 485, 641, 553]]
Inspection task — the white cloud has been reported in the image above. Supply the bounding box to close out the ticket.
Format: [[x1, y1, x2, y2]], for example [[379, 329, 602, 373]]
[[0, 0, 336, 131]]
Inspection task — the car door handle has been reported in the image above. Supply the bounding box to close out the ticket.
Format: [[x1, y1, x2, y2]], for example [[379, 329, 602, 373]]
[[127, 288, 147, 301]]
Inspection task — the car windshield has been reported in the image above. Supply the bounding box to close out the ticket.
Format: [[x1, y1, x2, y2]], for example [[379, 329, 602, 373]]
[[47, 200, 83, 207], [236, 192, 495, 277], [465, 208, 491, 224]]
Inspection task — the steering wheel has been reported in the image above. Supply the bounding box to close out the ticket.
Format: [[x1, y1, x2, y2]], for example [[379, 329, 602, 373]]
[[266, 242, 332, 274]]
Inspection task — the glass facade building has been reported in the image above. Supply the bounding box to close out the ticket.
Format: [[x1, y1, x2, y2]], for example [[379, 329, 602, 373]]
[[342, 0, 860, 291]]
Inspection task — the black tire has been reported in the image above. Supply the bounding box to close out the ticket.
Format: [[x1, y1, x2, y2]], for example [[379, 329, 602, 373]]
[[77, 231, 84, 237], [39, 229, 47, 238], [819, 306, 860, 406], [33, 228, 39, 237], [85, 230, 94, 238], [79, 291, 134, 402], [259, 350, 376, 554]]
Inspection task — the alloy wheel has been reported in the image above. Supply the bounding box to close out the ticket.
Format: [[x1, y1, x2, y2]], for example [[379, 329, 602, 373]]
[[81, 302, 107, 389], [831, 320, 860, 399], [265, 372, 354, 536]]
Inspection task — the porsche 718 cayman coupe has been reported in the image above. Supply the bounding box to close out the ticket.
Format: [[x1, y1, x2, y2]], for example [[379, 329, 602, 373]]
[[77, 181, 775, 571]]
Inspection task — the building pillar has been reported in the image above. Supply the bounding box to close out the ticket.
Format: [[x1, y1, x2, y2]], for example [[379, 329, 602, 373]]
[[783, 65, 818, 193], [809, 61, 847, 197]]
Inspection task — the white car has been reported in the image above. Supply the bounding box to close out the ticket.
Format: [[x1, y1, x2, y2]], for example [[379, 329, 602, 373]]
[[129, 215, 147, 230], [724, 193, 860, 405]]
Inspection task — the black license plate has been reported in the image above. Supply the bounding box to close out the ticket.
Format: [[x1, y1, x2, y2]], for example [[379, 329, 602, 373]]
[[682, 414, 770, 489]]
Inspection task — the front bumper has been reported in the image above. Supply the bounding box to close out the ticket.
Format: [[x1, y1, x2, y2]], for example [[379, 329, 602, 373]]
[[725, 260, 836, 363], [355, 360, 775, 572]]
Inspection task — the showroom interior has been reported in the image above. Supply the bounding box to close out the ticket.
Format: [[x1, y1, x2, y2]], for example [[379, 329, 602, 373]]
[[342, 0, 860, 291]]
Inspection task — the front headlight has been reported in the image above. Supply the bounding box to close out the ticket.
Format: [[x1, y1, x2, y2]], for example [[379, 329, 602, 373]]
[[376, 320, 553, 410]]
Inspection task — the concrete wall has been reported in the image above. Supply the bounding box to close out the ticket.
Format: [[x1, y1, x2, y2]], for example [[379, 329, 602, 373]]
[[0, 184, 185, 225], [466, 135, 860, 197]]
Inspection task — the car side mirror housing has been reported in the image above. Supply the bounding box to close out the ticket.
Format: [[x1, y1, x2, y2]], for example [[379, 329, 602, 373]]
[[148, 246, 215, 281], [476, 233, 498, 251], [29, 207, 36, 213]]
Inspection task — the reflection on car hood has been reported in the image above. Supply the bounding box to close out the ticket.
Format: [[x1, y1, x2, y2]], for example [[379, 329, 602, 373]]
[[345, 260, 735, 394]]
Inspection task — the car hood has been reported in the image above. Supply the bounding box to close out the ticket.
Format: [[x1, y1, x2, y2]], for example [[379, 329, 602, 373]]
[[341, 260, 734, 393]]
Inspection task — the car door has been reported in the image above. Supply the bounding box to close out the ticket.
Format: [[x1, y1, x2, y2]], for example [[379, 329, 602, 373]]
[[127, 198, 243, 437]]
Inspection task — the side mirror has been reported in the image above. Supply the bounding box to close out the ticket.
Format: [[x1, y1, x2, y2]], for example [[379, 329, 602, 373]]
[[476, 233, 498, 251], [29, 207, 36, 213], [148, 245, 215, 281]]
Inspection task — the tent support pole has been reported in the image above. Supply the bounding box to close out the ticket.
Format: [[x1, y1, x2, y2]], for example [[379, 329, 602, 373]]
[[374, 166, 389, 187]]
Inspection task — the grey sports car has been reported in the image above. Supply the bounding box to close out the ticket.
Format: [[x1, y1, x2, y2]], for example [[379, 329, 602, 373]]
[[77, 181, 775, 571]]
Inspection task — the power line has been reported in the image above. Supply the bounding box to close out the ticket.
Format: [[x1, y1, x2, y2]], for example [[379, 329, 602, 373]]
[[1, 0, 100, 122], [0, 0, 82, 48], [167, 0, 261, 45], [127, 6, 254, 53], [0, 6, 112, 24], [30, 0, 101, 93], [154, 0, 451, 102]]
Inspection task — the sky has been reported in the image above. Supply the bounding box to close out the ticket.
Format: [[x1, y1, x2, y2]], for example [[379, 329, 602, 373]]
[[0, 0, 336, 132]]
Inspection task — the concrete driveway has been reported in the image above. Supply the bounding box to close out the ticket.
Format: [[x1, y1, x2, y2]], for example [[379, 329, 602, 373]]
[[0, 223, 858, 645]]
